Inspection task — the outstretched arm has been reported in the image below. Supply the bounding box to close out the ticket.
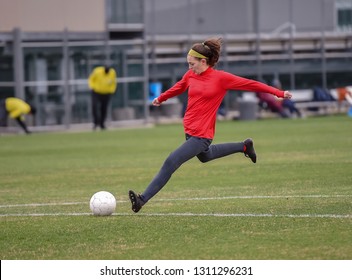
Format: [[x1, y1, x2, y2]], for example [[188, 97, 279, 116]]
[[153, 71, 190, 106]]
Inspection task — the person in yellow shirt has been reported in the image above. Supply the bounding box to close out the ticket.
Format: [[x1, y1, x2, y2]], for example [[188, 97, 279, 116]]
[[88, 66, 117, 130], [0, 97, 36, 134]]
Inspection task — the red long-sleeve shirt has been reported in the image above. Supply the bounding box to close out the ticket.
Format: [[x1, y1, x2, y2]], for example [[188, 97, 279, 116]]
[[158, 67, 285, 139]]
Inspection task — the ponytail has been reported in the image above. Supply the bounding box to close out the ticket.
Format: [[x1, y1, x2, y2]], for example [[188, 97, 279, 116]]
[[189, 38, 222, 67]]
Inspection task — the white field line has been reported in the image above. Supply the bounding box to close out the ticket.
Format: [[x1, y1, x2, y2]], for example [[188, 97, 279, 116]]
[[0, 194, 351, 208], [0, 194, 351, 219], [0, 202, 85, 208], [0, 212, 351, 219]]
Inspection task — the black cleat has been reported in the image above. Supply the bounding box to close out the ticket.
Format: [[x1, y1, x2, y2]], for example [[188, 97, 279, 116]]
[[244, 138, 257, 163], [128, 190, 145, 213]]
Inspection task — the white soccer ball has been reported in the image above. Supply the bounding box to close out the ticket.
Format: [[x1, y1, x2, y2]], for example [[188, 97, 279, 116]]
[[89, 191, 116, 216]]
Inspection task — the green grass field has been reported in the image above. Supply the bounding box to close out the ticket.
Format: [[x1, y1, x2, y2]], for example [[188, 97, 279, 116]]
[[0, 115, 351, 260]]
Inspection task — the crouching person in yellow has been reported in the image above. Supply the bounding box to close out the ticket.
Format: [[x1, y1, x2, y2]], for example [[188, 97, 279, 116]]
[[0, 97, 36, 134], [88, 66, 117, 130]]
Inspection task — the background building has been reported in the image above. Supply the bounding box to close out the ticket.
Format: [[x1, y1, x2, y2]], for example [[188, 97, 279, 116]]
[[0, 0, 351, 127]]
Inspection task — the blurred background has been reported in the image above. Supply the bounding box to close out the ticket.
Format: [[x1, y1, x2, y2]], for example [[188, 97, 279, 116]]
[[0, 0, 351, 128]]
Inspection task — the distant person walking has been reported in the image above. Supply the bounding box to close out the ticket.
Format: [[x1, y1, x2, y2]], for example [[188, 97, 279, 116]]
[[0, 97, 36, 134], [128, 38, 292, 213], [88, 66, 117, 130]]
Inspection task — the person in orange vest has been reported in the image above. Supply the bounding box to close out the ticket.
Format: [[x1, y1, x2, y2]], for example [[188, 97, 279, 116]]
[[0, 97, 36, 134], [88, 66, 117, 130]]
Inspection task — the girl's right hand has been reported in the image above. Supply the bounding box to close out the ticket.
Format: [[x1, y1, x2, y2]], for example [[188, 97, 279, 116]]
[[152, 98, 161, 106]]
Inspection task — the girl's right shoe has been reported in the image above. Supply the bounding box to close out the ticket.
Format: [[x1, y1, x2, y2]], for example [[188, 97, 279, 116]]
[[128, 190, 145, 213]]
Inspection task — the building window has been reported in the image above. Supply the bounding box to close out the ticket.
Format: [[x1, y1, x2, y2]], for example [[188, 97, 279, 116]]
[[107, 0, 144, 24], [336, 0, 352, 30]]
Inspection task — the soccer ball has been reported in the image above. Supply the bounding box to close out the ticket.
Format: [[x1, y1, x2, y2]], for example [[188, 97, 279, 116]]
[[89, 191, 116, 216]]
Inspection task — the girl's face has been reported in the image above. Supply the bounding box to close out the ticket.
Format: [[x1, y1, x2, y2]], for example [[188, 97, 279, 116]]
[[187, 55, 208, 75]]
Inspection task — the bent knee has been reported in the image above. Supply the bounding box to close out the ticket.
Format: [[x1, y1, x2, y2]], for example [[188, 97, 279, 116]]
[[197, 155, 210, 163]]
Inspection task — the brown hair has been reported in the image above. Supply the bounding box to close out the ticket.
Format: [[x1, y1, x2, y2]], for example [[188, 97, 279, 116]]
[[191, 38, 222, 67]]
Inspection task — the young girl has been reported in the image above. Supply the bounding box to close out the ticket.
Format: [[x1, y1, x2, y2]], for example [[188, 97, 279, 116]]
[[129, 38, 292, 213]]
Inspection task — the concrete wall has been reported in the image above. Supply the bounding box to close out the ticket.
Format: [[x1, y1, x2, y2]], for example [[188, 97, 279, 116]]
[[0, 0, 105, 32], [145, 0, 253, 35], [0, 0, 338, 34], [258, 0, 335, 32], [144, 0, 336, 35]]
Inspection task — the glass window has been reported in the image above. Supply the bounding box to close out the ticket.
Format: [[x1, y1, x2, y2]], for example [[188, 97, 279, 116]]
[[25, 86, 65, 126], [0, 87, 14, 99], [110, 44, 145, 77], [336, 0, 352, 30], [0, 52, 14, 82], [107, 0, 144, 24], [23, 48, 63, 82]]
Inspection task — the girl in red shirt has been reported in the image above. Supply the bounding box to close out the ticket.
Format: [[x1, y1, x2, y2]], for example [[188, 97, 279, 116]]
[[129, 38, 292, 213]]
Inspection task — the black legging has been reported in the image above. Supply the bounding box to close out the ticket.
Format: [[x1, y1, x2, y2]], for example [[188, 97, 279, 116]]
[[91, 91, 111, 129], [140, 134, 245, 203]]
